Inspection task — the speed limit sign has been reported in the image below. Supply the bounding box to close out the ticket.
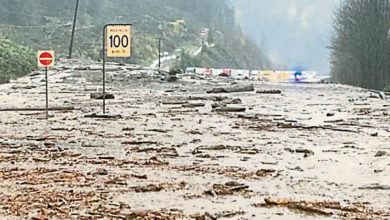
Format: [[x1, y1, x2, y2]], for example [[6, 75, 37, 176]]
[[106, 24, 131, 57], [100, 24, 132, 115]]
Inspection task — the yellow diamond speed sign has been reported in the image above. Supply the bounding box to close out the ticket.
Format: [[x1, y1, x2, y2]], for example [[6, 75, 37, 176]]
[[106, 25, 131, 58]]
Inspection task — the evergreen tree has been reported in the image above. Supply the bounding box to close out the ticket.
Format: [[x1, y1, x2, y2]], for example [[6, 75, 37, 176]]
[[330, 0, 390, 90]]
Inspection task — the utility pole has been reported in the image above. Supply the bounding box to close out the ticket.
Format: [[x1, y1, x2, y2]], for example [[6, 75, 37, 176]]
[[156, 37, 163, 68], [201, 39, 204, 57], [69, 0, 79, 58]]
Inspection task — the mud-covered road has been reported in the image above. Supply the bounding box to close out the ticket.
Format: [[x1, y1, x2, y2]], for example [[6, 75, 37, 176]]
[[0, 57, 389, 219]]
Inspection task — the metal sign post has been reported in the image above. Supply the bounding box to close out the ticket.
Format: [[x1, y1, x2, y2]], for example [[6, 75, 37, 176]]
[[103, 27, 106, 114], [45, 67, 48, 119], [37, 50, 55, 120], [102, 24, 132, 114]]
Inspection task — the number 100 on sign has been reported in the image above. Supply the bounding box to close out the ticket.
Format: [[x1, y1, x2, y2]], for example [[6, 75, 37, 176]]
[[107, 25, 131, 57]]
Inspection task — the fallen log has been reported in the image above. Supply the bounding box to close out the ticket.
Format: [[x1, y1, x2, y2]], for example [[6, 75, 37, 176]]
[[256, 89, 282, 94], [0, 107, 75, 112], [162, 101, 188, 105], [182, 103, 205, 108], [90, 93, 115, 100], [207, 83, 254, 94], [260, 197, 390, 217], [289, 204, 333, 216], [367, 89, 390, 96], [263, 198, 334, 216], [84, 113, 122, 119], [358, 183, 390, 190], [277, 123, 359, 133], [215, 107, 246, 112], [188, 96, 229, 101], [121, 141, 158, 145]]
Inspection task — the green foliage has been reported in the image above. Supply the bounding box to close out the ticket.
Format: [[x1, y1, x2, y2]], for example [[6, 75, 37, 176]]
[[180, 49, 202, 69], [0, 0, 270, 70], [0, 35, 35, 84], [330, 0, 390, 90], [179, 31, 271, 70]]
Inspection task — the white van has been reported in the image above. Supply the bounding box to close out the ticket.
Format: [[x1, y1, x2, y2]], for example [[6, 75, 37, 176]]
[[185, 67, 196, 73]]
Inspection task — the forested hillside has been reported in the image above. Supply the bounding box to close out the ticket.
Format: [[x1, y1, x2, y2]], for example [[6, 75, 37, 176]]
[[0, 0, 270, 70], [330, 0, 390, 90], [0, 35, 35, 83]]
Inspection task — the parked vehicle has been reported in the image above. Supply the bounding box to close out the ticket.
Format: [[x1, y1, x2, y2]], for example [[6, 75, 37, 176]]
[[186, 66, 316, 82], [203, 68, 213, 75], [195, 68, 206, 74], [185, 67, 196, 73], [221, 69, 231, 77]]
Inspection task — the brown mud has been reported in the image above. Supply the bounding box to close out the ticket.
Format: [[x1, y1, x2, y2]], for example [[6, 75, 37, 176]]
[[0, 57, 389, 219]]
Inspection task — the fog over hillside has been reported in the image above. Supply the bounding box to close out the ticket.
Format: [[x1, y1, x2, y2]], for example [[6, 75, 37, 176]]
[[232, 0, 340, 75]]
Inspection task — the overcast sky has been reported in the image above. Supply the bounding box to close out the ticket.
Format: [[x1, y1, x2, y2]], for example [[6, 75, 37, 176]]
[[232, 0, 340, 75]]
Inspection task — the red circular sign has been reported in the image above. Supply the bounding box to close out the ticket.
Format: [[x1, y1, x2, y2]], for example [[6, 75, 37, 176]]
[[39, 52, 53, 66]]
